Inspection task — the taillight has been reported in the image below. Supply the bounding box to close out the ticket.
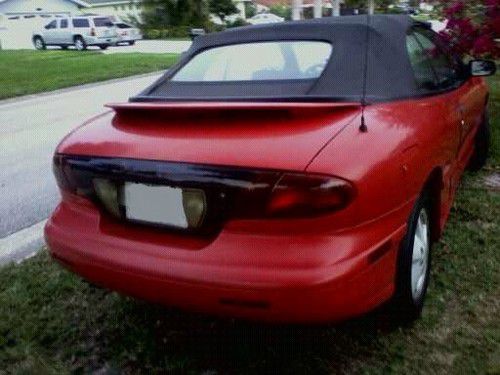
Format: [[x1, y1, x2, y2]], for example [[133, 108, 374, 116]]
[[90, 28, 96, 36], [266, 173, 354, 217], [52, 155, 355, 233]]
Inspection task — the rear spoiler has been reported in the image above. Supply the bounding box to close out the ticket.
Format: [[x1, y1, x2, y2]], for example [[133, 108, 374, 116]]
[[106, 102, 362, 115]]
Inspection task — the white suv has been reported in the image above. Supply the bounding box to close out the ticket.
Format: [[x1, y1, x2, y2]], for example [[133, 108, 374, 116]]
[[33, 16, 118, 51]]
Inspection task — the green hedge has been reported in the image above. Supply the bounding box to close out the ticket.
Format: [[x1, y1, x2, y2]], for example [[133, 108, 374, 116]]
[[142, 22, 243, 39], [143, 26, 192, 39]]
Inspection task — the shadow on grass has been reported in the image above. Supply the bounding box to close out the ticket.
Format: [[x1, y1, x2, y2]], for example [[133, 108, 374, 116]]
[[81, 287, 402, 374]]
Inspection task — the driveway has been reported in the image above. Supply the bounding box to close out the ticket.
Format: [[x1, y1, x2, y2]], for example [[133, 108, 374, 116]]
[[104, 40, 191, 54], [0, 72, 162, 264]]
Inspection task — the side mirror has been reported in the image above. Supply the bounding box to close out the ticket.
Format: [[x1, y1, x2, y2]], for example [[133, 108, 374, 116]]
[[469, 59, 497, 77]]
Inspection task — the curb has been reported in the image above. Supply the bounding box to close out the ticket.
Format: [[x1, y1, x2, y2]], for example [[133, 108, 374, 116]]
[[0, 219, 47, 266], [0, 71, 164, 106]]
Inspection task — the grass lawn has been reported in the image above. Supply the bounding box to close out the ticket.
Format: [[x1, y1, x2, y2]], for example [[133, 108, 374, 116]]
[[0, 50, 179, 100], [0, 77, 499, 374]]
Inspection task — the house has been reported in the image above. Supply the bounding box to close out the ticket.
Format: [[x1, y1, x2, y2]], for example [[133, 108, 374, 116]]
[[79, 0, 143, 21], [0, 0, 142, 22], [255, 0, 345, 19], [0, 0, 82, 18]]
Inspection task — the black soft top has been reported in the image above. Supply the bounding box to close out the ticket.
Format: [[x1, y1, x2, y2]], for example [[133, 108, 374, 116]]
[[132, 15, 430, 104]]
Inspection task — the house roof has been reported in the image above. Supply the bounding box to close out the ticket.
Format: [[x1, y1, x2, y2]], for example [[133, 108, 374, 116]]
[[255, 0, 289, 7], [77, 0, 135, 6], [0, 0, 88, 5]]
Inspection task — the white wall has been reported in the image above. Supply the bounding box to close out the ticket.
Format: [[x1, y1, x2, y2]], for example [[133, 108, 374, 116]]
[[89, 3, 142, 22], [0, 0, 79, 16]]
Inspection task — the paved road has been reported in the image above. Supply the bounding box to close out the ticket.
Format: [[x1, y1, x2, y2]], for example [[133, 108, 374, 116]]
[[0, 73, 162, 262]]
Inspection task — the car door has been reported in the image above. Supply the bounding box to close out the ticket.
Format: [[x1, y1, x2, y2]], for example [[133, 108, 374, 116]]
[[412, 28, 483, 172], [405, 29, 462, 211], [57, 18, 72, 45], [43, 20, 58, 44]]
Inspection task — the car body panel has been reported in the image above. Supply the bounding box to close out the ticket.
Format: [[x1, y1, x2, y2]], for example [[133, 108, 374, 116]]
[[56, 103, 361, 172], [114, 22, 142, 43], [44, 15, 491, 322], [34, 16, 118, 47]]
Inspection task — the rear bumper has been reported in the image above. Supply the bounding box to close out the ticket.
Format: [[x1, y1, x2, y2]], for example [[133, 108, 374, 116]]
[[85, 36, 118, 45], [45, 197, 410, 323], [117, 36, 141, 43]]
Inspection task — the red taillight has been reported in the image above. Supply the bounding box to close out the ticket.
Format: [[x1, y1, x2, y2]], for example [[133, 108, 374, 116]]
[[52, 155, 356, 235], [90, 28, 96, 36], [53, 155, 71, 192], [267, 173, 354, 217]]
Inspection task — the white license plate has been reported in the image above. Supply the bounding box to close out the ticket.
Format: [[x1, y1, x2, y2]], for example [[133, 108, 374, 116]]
[[123, 183, 188, 228]]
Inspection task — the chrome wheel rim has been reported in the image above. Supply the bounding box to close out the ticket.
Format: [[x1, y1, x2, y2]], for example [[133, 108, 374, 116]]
[[75, 40, 84, 50], [411, 208, 430, 301], [35, 39, 43, 49]]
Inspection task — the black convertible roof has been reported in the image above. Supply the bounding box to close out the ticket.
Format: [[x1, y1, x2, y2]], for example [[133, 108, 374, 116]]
[[132, 15, 431, 103]]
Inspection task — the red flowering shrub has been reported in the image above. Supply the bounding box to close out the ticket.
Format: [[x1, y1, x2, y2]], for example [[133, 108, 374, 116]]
[[438, 0, 499, 58]]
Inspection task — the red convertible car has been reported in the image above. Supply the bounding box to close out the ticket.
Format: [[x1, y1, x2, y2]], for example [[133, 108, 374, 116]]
[[45, 15, 496, 323]]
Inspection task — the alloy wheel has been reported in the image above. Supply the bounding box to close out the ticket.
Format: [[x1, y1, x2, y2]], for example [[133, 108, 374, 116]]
[[35, 38, 43, 50], [75, 39, 84, 51], [411, 208, 430, 301]]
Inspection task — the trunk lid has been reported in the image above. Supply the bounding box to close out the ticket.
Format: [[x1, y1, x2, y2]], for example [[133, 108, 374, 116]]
[[57, 102, 361, 172]]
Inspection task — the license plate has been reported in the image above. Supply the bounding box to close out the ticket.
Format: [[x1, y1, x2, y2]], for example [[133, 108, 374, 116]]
[[123, 183, 188, 228]]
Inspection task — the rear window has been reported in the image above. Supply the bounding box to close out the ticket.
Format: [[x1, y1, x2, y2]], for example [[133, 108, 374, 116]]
[[172, 41, 332, 82], [93, 17, 114, 27], [72, 18, 89, 28], [116, 23, 131, 29]]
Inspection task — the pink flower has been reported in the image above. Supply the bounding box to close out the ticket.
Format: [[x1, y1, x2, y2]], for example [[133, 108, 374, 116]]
[[472, 35, 495, 55], [445, 1, 465, 17]]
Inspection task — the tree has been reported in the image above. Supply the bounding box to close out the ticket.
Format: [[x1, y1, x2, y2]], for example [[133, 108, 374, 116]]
[[141, 0, 209, 28], [208, 0, 239, 22], [437, 0, 499, 58], [245, 1, 257, 18]]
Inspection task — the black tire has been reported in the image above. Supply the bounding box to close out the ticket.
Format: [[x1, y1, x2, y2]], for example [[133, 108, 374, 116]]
[[99, 44, 109, 50], [390, 191, 432, 324], [128, 41, 135, 46], [33, 36, 46, 50], [468, 110, 490, 171], [74, 36, 87, 51], [61, 45, 68, 50]]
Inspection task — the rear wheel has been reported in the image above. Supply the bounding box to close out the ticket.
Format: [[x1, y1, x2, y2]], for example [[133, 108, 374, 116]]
[[128, 41, 135, 46], [61, 45, 68, 50], [74, 36, 87, 51], [33, 36, 46, 50], [391, 192, 432, 324], [99, 44, 108, 50], [468, 110, 490, 171]]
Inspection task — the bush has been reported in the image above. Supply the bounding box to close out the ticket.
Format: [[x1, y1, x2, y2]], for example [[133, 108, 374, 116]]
[[269, 5, 292, 20], [143, 26, 192, 39]]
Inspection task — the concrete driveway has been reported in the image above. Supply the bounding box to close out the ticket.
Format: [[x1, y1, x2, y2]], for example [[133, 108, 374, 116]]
[[104, 40, 191, 54], [0, 72, 162, 265]]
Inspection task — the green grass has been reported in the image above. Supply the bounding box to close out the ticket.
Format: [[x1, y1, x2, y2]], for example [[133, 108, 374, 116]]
[[0, 50, 179, 100], [0, 77, 498, 374]]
